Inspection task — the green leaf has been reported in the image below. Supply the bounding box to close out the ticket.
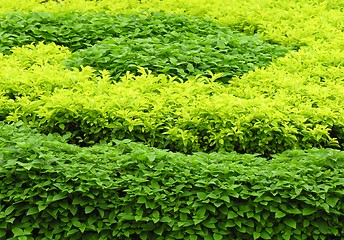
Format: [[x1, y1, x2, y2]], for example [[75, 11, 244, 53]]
[[303, 219, 310, 228], [12, 227, 24, 237], [326, 197, 339, 208], [85, 206, 95, 214], [213, 233, 223, 240], [331, 228, 339, 236], [196, 207, 207, 218], [5, 206, 15, 216], [180, 208, 191, 214], [187, 63, 194, 72], [302, 207, 316, 216], [225, 220, 236, 227], [52, 193, 66, 202], [152, 210, 160, 219], [234, 218, 242, 228], [253, 232, 260, 239], [5, 217, 15, 224], [137, 196, 146, 204], [275, 211, 286, 218], [59, 123, 65, 130], [135, 215, 142, 221], [70, 205, 78, 216], [67, 229, 79, 236], [203, 221, 216, 229], [79, 224, 86, 233], [140, 232, 148, 240], [180, 213, 188, 221], [320, 203, 330, 213], [154, 226, 164, 235], [220, 195, 230, 203], [285, 219, 297, 229], [193, 218, 203, 225], [227, 211, 238, 219], [282, 231, 292, 240], [253, 214, 261, 222], [87, 216, 97, 226], [119, 212, 135, 220], [27, 207, 39, 215], [72, 218, 82, 228], [59, 200, 69, 210], [197, 192, 207, 200], [160, 216, 171, 222], [169, 57, 178, 65], [204, 235, 213, 240], [98, 208, 105, 218], [261, 231, 271, 239], [190, 235, 198, 240]]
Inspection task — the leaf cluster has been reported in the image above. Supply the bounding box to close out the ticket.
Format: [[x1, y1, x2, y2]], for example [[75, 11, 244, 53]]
[[0, 11, 292, 82], [1, 122, 343, 239]]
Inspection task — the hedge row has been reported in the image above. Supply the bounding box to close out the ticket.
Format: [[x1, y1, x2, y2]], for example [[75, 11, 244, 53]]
[[0, 11, 292, 82], [1, 43, 343, 155], [1, 121, 343, 239]]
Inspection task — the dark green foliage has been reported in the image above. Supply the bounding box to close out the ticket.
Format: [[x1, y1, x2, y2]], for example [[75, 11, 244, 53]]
[[0, 12, 292, 82], [1, 122, 343, 239], [64, 24, 291, 82]]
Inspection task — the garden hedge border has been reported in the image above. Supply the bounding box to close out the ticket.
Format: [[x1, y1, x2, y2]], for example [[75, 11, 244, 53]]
[[1, 122, 343, 239]]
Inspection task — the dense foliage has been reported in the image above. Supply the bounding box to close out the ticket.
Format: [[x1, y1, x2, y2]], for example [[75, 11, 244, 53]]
[[1, 43, 343, 155], [1, 122, 343, 239], [0, 0, 343, 239], [0, 12, 292, 82]]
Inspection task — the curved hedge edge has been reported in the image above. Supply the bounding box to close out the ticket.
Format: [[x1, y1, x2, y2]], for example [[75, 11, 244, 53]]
[[1, 43, 343, 155], [1, 121, 343, 239]]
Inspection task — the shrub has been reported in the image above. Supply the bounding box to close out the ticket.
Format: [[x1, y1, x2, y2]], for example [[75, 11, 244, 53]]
[[1, 121, 343, 239]]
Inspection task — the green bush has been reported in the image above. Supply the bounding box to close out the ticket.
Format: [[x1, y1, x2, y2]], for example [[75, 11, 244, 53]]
[[1, 121, 343, 239], [0, 11, 292, 82]]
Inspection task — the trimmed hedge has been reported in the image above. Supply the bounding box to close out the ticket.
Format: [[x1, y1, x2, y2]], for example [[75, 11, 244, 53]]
[[1, 122, 344, 239], [1, 43, 343, 155]]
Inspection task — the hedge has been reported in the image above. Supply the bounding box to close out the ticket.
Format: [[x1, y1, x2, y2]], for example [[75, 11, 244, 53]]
[[0, 42, 343, 155], [0, 1, 343, 239], [1, 122, 343, 239]]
